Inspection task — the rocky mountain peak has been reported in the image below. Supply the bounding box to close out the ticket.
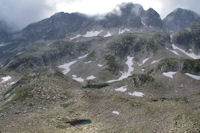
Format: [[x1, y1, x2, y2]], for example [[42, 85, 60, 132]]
[[119, 3, 144, 16], [163, 8, 200, 32], [142, 8, 163, 28]]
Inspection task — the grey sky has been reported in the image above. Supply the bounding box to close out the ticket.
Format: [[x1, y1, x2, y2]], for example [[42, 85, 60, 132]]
[[0, 0, 199, 30]]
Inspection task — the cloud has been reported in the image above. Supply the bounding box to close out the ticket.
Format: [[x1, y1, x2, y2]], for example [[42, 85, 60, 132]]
[[49, 0, 200, 18], [0, 0, 199, 31], [0, 0, 55, 30]]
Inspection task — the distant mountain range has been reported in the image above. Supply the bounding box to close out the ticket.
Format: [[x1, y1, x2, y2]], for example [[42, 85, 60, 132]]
[[0, 3, 200, 132], [0, 3, 199, 43]]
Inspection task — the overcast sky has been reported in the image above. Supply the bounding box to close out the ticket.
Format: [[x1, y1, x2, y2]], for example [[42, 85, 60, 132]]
[[0, 0, 199, 30]]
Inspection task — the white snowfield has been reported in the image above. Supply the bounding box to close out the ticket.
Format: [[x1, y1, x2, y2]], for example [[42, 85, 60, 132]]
[[114, 85, 127, 92], [59, 54, 88, 74], [104, 32, 112, 37], [83, 30, 103, 37], [128, 91, 144, 97], [78, 54, 88, 59], [58, 60, 77, 74], [185, 73, 200, 80], [172, 44, 200, 59], [112, 111, 119, 115], [97, 64, 103, 67], [86, 75, 96, 80], [141, 20, 146, 26], [72, 75, 84, 83], [10, 82, 16, 85], [166, 47, 179, 56], [138, 57, 150, 66], [84, 61, 92, 64], [70, 34, 82, 40], [119, 28, 130, 34], [151, 60, 160, 64], [0, 43, 5, 47], [163, 72, 177, 79], [70, 30, 103, 40], [1, 76, 12, 83], [107, 56, 134, 83]]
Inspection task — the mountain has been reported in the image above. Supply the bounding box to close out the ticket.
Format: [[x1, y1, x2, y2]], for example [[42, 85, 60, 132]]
[[163, 8, 200, 32], [11, 3, 163, 42], [0, 21, 12, 42], [1, 2, 200, 132], [142, 8, 163, 28], [172, 22, 200, 54]]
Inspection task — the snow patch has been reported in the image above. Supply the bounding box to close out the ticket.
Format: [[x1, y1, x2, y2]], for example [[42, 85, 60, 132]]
[[59, 54, 89, 74], [86, 75, 96, 80], [141, 20, 146, 26], [0, 43, 5, 47], [119, 28, 130, 34], [114, 85, 127, 92], [107, 56, 134, 83], [70, 30, 103, 40], [172, 44, 200, 59], [5, 94, 15, 103], [138, 57, 150, 66], [58, 60, 77, 74], [128, 91, 144, 97], [83, 30, 103, 37], [163, 72, 177, 79], [112, 111, 119, 115], [166, 47, 179, 56], [72, 75, 84, 83], [78, 54, 88, 59], [104, 32, 112, 37], [151, 60, 160, 64], [1, 76, 11, 83], [84, 61, 92, 64], [70, 34, 82, 40], [97, 64, 103, 67], [185, 73, 200, 80], [10, 82, 16, 85]]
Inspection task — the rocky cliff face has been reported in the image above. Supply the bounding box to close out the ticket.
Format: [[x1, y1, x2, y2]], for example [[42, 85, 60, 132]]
[[172, 22, 200, 54], [163, 8, 200, 32], [11, 3, 164, 42], [1, 2, 200, 132], [142, 8, 163, 28]]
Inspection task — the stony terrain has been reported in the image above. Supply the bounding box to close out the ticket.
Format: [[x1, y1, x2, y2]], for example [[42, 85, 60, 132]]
[[0, 2, 200, 133]]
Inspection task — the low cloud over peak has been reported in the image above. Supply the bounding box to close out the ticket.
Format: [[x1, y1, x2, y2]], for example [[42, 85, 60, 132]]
[[0, 0, 199, 31], [0, 0, 55, 31]]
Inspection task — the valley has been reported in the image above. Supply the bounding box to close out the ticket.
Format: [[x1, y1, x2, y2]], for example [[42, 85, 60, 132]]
[[0, 2, 200, 133]]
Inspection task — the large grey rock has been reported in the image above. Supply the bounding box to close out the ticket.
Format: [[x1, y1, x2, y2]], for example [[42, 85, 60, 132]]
[[163, 8, 200, 32]]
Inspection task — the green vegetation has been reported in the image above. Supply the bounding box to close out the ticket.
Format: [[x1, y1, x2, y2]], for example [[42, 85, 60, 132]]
[[173, 111, 200, 132], [151, 32, 170, 46], [130, 74, 154, 87], [173, 22, 200, 50], [56, 125, 68, 129], [12, 86, 33, 102], [157, 58, 180, 72], [108, 34, 136, 58], [182, 59, 200, 74], [156, 58, 200, 74], [87, 51, 96, 60], [60, 102, 75, 108], [83, 82, 109, 89], [104, 55, 119, 74]]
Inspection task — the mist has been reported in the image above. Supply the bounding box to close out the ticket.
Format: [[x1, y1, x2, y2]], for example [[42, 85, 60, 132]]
[[0, 0, 199, 31], [0, 0, 54, 31]]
